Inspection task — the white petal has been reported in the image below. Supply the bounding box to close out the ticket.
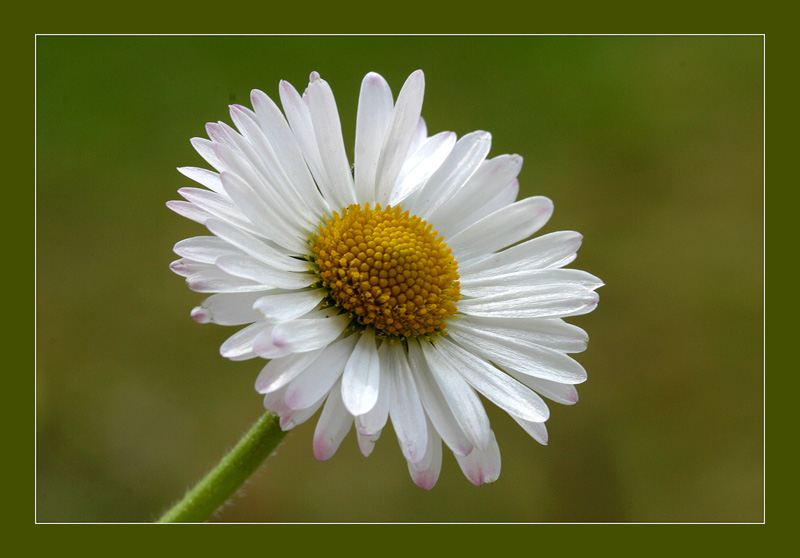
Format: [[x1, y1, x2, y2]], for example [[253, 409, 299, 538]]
[[250, 88, 330, 217], [512, 375, 579, 405], [189, 307, 212, 324], [177, 166, 225, 195], [374, 69, 425, 205], [213, 139, 309, 238], [284, 334, 358, 411], [205, 121, 233, 149], [356, 429, 382, 457], [262, 385, 296, 429], [428, 154, 523, 238], [354, 72, 394, 202], [455, 431, 502, 486], [447, 324, 587, 385], [407, 423, 442, 490], [458, 283, 600, 319], [253, 289, 326, 323], [388, 131, 456, 206], [250, 324, 288, 359], [387, 342, 428, 465], [166, 200, 211, 225], [306, 74, 357, 208], [279, 401, 323, 431], [256, 310, 350, 357], [448, 196, 554, 261], [262, 384, 324, 431], [435, 337, 550, 423], [419, 339, 492, 451], [173, 235, 242, 264], [218, 170, 307, 254], [194, 291, 269, 325], [355, 342, 392, 436], [186, 268, 273, 293], [228, 105, 323, 229], [408, 116, 428, 154], [408, 421, 436, 475], [406, 131, 491, 218], [455, 314, 589, 354], [446, 178, 520, 236], [255, 348, 326, 394], [313, 379, 353, 461], [511, 415, 549, 445], [279, 79, 336, 208], [219, 322, 268, 360], [190, 137, 223, 171], [170, 258, 210, 278], [204, 218, 308, 272], [214, 254, 315, 290], [406, 339, 473, 456], [459, 231, 584, 276], [341, 329, 381, 416], [177, 187, 262, 238], [461, 268, 604, 297]]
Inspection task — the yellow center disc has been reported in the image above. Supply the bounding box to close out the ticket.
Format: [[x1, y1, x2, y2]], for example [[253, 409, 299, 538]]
[[312, 203, 461, 338]]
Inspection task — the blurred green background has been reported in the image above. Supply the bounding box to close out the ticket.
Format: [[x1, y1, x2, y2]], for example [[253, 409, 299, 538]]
[[36, 35, 763, 522]]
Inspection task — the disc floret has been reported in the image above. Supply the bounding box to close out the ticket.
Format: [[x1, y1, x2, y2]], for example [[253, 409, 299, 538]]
[[311, 203, 461, 338]]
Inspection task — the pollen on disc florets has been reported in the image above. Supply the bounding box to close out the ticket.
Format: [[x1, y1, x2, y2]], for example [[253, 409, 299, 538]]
[[311, 203, 461, 338]]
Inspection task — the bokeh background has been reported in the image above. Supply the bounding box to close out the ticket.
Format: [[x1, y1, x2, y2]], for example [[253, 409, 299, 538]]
[[36, 35, 763, 522]]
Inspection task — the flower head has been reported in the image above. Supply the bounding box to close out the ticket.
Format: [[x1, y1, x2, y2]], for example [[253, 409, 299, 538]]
[[169, 70, 602, 489]]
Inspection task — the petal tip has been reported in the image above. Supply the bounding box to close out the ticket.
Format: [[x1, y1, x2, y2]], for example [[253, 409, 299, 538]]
[[364, 71, 385, 83], [165, 200, 191, 217], [412, 473, 438, 491], [204, 122, 219, 135], [190, 306, 211, 324], [313, 434, 335, 461], [168, 259, 186, 273], [278, 80, 296, 96]]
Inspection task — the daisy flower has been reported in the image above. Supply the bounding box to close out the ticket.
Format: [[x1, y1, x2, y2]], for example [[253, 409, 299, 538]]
[[168, 70, 602, 489]]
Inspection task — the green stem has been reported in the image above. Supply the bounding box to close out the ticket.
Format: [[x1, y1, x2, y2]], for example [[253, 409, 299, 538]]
[[158, 411, 288, 523]]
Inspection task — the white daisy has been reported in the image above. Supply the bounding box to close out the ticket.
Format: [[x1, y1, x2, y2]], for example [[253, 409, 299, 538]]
[[169, 70, 602, 489]]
